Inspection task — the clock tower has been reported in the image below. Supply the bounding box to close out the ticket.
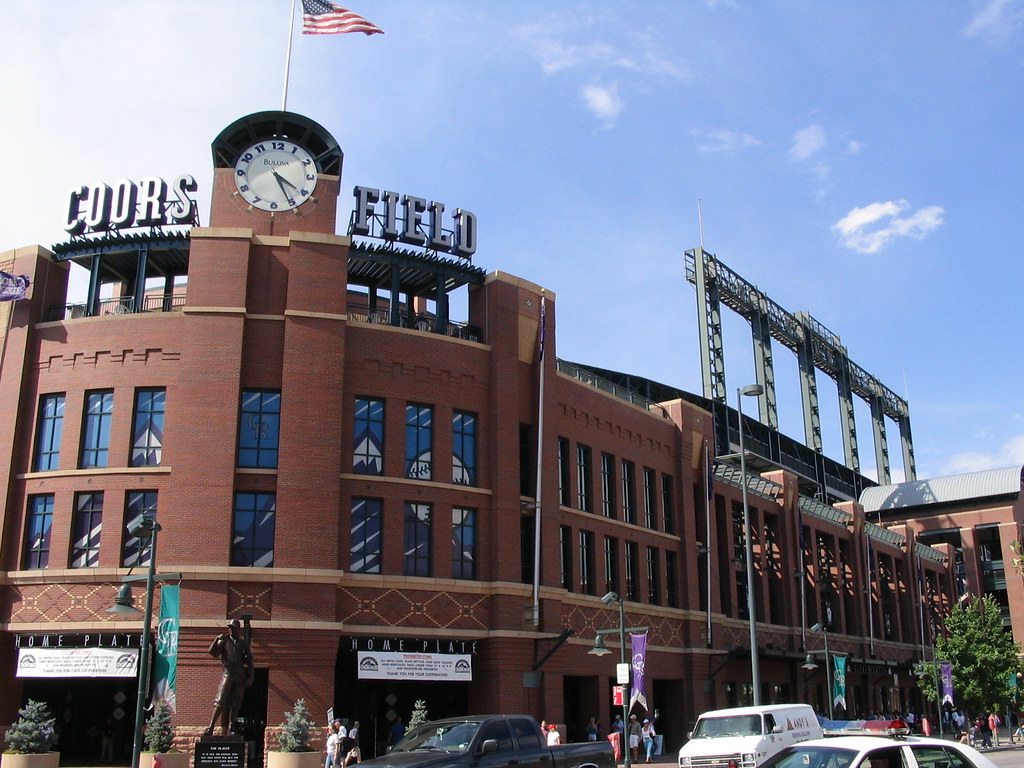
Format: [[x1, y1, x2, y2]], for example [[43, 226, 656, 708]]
[[208, 111, 343, 237]]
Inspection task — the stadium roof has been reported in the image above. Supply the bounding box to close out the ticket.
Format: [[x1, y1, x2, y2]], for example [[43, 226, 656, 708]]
[[859, 465, 1023, 513]]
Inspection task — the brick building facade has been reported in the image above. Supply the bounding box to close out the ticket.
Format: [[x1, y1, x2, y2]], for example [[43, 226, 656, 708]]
[[0, 112, 954, 763]]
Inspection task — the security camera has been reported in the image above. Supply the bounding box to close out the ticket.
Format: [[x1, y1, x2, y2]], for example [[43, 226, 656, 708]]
[[601, 592, 619, 605]]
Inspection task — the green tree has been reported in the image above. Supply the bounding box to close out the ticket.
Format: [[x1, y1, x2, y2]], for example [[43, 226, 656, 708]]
[[917, 595, 1021, 714], [407, 700, 429, 730], [4, 699, 57, 754], [276, 699, 315, 752], [144, 701, 175, 753]]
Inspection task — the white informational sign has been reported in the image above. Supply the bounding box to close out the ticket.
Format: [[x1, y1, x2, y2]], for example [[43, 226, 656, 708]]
[[616, 662, 630, 685], [357, 651, 473, 681], [17, 646, 139, 678]]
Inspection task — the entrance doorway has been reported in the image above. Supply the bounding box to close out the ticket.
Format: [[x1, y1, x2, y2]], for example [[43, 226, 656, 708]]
[[22, 678, 135, 766]]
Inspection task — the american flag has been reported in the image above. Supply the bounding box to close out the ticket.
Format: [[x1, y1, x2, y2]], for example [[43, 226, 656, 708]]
[[301, 1, 383, 35]]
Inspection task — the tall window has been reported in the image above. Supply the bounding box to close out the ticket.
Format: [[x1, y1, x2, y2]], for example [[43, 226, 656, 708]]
[[557, 437, 570, 506], [238, 391, 280, 468], [560, 525, 573, 591], [604, 536, 619, 594], [622, 460, 636, 524], [353, 397, 384, 475], [403, 502, 431, 576], [579, 530, 596, 595], [71, 492, 104, 568], [232, 492, 276, 567], [625, 541, 639, 601], [123, 491, 158, 566], [576, 444, 593, 512], [601, 453, 616, 519], [405, 405, 433, 480], [643, 467, 657, 529], [452, 507, 477, 579], [131, 388, 165, 467], [23, 495, 54, 569], [646, 546, 661, 604], [662, 474, 675, 534], [452, 411, 477, 485], [34, 394, 64, 471], [666, 550, 678, 607], [80, 390, 114, 468], [351, 498, 382, 573]]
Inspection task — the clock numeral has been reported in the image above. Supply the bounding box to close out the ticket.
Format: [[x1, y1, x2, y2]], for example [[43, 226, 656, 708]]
[[269, 202, 279, 210], [239, 184, 249, 193], [272, 141, 285, 150]]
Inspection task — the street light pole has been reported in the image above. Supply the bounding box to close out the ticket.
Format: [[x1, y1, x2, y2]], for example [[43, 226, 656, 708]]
[[809, 623, 832, 720], [737, 384, 764, 706], [589, 592, 647, 768], [617, 596, 631, 768], [107, 516, 161, 768]]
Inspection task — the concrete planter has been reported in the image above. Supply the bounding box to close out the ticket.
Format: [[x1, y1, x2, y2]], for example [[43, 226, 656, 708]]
[[267, 751, 322, 768], [139, 752, 190, 768], [0, 752, 60, 768]]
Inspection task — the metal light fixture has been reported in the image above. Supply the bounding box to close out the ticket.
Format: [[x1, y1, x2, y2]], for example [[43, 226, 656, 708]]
[[808, 622, 832, 720], [588, 635, 612, 656], [737, 383, 764, 705], [802, 654, 818, 670], [107, 583, 143, 616]]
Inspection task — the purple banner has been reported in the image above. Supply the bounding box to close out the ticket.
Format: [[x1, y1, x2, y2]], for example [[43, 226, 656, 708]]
[[0, 271, 29, 301], [629, 632, 649, 713], [941, 662, 954, 707]]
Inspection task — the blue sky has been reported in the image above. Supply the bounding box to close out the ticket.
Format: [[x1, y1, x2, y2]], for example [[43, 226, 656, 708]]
[[1, 0, 1022, 484]]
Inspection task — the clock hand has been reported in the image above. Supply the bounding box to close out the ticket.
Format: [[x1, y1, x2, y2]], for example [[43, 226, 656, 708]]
[[274, 171, 300, 192], [271, 170, 294, 201]]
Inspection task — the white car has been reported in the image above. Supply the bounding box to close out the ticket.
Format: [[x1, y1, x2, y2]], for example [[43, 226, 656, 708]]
[[759, 734, 998, 768]]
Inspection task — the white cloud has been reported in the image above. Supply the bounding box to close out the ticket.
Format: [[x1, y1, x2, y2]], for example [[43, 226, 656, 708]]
[[582, 83, 624, 125], [964, 0, 1024, 42], [691, 128, 762, 153], [832, 199, 945, 253], [942, 435, 1024, 474], [789, 124, 827, 162], [847, 140, 864, 155]]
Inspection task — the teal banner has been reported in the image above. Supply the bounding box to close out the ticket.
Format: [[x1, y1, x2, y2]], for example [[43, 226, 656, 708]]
[[151, 584, 179, 712], [832, 655, 847, 710]]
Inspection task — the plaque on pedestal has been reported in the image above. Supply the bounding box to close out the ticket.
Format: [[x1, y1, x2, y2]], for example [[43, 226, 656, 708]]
[[195, 735, 246, 768]]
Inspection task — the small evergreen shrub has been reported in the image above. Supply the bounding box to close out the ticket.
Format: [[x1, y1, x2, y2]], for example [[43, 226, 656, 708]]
[[276, 699, 315, 752], [4, 700, 57, 754], [144, 701, 175, 753], [407, 700, 429, 730]]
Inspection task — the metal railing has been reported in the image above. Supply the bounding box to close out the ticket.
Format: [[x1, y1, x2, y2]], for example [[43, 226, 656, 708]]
[[345, 303, 482, 342], [53, 294, 187, 321]]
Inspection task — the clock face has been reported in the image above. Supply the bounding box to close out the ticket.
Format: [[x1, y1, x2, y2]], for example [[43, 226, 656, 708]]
[[233, 140, 318, 211]]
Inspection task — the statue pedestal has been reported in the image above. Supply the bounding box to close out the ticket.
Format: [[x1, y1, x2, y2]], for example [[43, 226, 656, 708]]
[[195, 735, 247, 768]]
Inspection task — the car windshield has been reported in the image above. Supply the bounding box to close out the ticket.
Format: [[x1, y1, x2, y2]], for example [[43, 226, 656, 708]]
[[390, 721, 482, 754], [761, 746, 859, 768], [692, 715, 764, 738]]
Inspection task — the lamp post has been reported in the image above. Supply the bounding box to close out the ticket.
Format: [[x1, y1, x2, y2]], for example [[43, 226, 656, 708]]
[[107, 516, 161, 768], [589, 592, 647, 768], [803, 623, 832, 720], [737, 383, 764, 705]]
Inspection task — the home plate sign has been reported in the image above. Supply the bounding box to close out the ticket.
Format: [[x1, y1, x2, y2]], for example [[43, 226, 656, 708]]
[[357, 650, 473, 681]]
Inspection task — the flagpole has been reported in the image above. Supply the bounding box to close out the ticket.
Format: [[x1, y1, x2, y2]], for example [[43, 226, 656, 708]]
[[531, 292, 546, 627], [704, 442, 712, 646], [281, 0, 298, 111]]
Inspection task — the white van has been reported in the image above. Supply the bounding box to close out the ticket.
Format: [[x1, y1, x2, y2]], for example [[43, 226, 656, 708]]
[[678, 704, 822, 768]]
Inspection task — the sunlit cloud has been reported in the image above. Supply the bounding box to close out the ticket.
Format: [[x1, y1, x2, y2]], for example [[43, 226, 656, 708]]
[[964, 0, 1024, 43], [691, 127, 762, 153], [942, 434, 1024, 474], [582, 83, 624, 125], [832, 199, 944, 253], [789, 124, 827, 162]]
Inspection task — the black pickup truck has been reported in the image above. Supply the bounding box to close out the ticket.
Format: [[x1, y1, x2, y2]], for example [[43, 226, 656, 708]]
[[360, 715, 614, 768]]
